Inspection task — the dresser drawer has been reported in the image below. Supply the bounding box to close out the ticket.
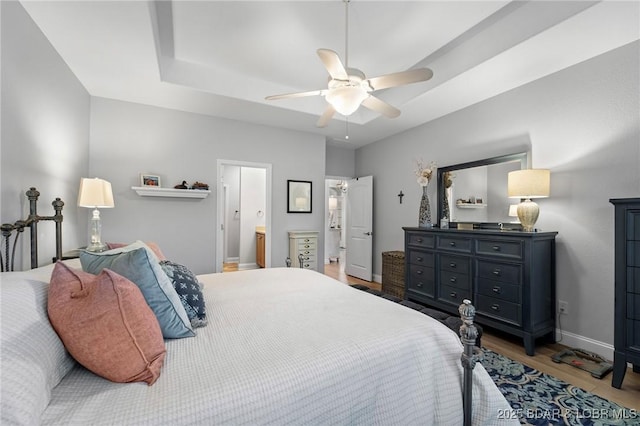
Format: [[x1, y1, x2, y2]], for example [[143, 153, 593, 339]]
[[297, 241, 316, 251], [628, 267, 640, 294], [477, 278, 521, 304], [297, 253, 315, 263], [408, 250, 434, 267], [628, 293, 640, 319], [437, 236, 472, 253], [408, 264, 435, 298], [476, 239, 522, 259], [438, 284, 471, 306], [627, 319, 640, 351], [477, 260, 522, 284], [476, 295, 521, 326], [440, 270, 470, 290], [406, 232, 435, 249], [440, 254, 470, 274], [628, 242, 640, 267]]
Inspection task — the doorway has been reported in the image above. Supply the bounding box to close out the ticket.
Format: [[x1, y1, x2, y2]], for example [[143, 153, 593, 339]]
[[216, 160, 272, 273], [324, 178, 349, 267]]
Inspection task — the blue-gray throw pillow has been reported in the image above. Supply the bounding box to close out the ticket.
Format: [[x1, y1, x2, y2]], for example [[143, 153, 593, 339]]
[[160, 260, 208, 328], [79, 242, 195, 339]]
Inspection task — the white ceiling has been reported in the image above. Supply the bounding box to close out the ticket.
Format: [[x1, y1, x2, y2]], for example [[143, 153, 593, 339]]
[[21, 1, 639, 149]]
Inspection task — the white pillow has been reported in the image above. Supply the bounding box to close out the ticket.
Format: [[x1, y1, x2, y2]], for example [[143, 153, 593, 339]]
[[1, 269, 76, 424]]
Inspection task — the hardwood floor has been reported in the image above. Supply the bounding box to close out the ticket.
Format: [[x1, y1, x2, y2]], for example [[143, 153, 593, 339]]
[[323, 262, 640, 411]]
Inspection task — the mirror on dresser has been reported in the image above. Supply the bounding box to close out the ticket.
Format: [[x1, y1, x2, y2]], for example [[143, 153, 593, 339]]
[[437, 152, 528, 229]]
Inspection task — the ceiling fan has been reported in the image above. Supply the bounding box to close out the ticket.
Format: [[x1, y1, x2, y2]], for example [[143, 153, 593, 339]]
[[265, 0, 434, 128]]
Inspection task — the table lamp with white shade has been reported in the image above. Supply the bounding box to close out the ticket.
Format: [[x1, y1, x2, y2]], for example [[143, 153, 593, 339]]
[[507, 169, 550, 232], [78, 177, 114, 252]]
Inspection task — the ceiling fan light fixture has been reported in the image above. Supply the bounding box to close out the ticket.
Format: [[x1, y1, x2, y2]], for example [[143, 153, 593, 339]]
[[326, 86, 369, 116]]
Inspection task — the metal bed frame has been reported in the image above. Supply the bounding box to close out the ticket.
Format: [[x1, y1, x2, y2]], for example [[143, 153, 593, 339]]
[[1, 187, 482, 425], [0, 187, 64, 271]]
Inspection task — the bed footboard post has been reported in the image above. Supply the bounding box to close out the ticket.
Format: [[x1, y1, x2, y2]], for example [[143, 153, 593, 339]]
[[459, 299, 482, 426], [52, 198, 64, 261], [26, 188, 40, 269]]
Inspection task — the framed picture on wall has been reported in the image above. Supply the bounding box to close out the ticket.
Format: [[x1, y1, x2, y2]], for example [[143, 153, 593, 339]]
[[140, 173, 161, 187], [287, 180, 312, 213]]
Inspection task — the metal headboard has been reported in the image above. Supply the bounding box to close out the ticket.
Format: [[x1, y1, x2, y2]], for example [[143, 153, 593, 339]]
[[0, 187, 64, 271]]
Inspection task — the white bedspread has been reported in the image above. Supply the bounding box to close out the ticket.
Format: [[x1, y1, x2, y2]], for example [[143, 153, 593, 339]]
[[41, 267, 515, 425]]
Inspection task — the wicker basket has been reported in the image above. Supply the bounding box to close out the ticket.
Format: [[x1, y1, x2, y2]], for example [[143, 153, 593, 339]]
[[382, 251, 405, 298]]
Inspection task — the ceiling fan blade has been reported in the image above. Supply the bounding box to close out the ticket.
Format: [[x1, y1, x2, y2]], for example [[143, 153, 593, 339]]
[[361, 96, 401, 118], [265, 89, 325, 101], [316, 105, 336, 128], [317, 49, 348, 80], [366, 68, 433, 91]]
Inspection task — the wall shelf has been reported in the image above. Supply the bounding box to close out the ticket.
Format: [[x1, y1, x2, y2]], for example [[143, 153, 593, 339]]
[[132, 186, 210, 199], [456, 203, 487, 209]]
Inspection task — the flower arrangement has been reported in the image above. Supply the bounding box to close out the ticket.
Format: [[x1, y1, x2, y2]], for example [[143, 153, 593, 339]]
[[415, 159, 436, 187], [443, 171, 455, 188]]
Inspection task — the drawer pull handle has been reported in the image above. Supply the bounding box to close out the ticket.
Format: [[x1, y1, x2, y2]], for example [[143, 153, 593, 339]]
[[492, 245, 501, 251], [417, 238, 423, 243], [493, 269, 501, 276], [450, 291, 457, 298], [416, 270, 423, 275], [491, 304, 500, 311], [304, 264, 310, 268], [304, 239, 310, 242], [492, 286, 501, 294], [450, 241, 456, 247], [416, 256, 423, 262], [449, 263, 456, 268], [304, 245, 310, 248], [450, 277, 457, 283], [417, 282, 423, 288]]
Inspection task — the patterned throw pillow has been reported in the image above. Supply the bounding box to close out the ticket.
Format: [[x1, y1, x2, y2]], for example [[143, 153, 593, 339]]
[[160, 260, 208, 328], [80, 242, 194, 339]]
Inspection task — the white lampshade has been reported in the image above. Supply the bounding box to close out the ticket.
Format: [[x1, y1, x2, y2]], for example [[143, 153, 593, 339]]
[[507, 169, 550, 199], [78, 178, 115, 208], [507, 169, 550, 232], [325, 86, 369, 116]]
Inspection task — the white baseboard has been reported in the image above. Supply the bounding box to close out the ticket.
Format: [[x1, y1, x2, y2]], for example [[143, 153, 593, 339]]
[[238, 263, 258, 271], [555, 328, 614, 361], [225, 257, 239, 263]]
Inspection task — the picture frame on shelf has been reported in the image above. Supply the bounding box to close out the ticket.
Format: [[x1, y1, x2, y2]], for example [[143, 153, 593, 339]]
[[287, 180, 312, 213], [140, 173, 161, 187]]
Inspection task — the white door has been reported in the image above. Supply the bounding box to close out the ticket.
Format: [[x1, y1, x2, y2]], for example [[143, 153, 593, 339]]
[[345, 176, 373, 281]]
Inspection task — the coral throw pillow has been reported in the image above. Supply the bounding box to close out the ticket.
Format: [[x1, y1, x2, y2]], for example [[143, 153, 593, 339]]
[[48, 262, 166, 385]]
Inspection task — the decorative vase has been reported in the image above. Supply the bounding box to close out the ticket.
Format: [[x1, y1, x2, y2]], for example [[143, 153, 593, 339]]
[[418, 185, 432, 228]]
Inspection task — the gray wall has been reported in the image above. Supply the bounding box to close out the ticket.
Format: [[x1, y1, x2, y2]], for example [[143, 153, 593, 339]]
[[326, 143, 355, 178], [356, 41, 640, 352], [89, 97, 326, 274], [0, 1, 89, 267]]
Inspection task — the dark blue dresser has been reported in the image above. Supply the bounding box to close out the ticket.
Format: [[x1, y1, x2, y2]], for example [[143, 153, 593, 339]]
[[610, 198, 640, 388]]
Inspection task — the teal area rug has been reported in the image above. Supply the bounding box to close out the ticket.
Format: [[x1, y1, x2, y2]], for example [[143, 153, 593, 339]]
[[481, 349, 638, 425]]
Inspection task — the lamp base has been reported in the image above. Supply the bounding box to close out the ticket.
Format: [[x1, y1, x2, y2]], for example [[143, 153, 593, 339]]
[[86, 208, 108, 252], [517, 199, 539, 232]]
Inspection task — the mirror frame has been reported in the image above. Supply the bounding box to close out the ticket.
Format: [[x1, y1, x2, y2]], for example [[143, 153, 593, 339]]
[[436, 152, 528, 230]]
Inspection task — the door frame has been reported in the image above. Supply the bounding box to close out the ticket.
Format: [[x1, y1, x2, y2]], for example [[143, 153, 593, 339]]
[[216, 159, 272, 272]]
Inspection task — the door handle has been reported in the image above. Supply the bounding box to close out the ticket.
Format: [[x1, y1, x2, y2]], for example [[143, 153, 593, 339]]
[[363, 231, 373, 236]]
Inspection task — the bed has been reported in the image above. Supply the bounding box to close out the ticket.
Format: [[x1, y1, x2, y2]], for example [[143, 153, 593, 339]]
[[0, 188, 516, 425]]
